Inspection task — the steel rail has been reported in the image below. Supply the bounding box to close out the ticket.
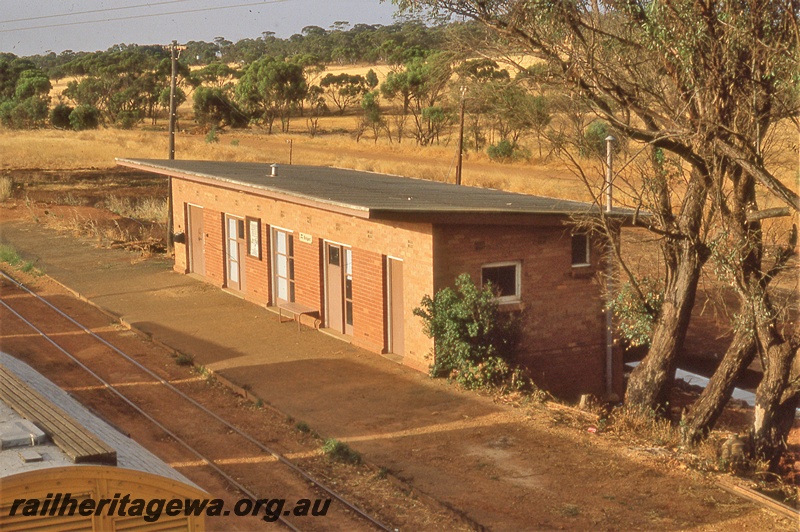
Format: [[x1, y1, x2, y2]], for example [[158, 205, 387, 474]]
[[0, 271, 390, 531], [0, 297, 302, 531]]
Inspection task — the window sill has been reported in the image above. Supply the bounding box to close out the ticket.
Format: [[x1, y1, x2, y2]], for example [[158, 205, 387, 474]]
[[570, 265, 595, 279], [497, 301, 524, 312]]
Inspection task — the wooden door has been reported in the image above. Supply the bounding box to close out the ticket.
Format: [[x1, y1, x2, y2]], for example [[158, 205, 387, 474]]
[[187, 204, 205, 275], [326, 243, 344, 333], [387, 258, 404, 356]]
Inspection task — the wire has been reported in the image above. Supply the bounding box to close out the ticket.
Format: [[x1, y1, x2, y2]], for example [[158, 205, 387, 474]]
[[2, 0, 192, 24], [0, 0, 289, 34]]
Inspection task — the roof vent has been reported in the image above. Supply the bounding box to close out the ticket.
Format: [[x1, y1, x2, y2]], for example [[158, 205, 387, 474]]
[[0, 419, 47, 449], [270, 163, 278, 177]]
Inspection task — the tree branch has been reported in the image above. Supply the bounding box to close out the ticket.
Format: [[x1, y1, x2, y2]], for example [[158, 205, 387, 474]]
[[746, 207, 792, 222], [714, 139, 800, 212]]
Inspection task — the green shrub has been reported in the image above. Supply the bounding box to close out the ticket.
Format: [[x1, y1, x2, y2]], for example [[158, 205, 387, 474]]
[[0, 244, 38, 273], [580, 120, 624, 159], [609, 277, 664, 347], [115, 110, 141, 129], [413, 273, 521, 389], [69, 105, 100, 131], [50, 103, 74, 129], [487, 139, 531, 162], [0, 96, 50, 129], [175, 353, 194, 366], [205, 126, 219, 144], [321, 438, 361, 464]]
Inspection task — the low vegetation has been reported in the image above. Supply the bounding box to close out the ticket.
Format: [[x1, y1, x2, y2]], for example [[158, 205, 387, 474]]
[[104, 195, 168, 223], [321, 438, 362, 465], [414, 273, 523, 390], [0, 244, 39, 274]]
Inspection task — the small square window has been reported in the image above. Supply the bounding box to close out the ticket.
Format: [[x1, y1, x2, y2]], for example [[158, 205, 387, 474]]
[[572, 233, 590, 267], [481, 262, 521, 303]]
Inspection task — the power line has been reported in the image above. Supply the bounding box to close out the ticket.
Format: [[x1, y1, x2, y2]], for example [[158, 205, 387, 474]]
[[2, 1, 192, 24], [0, 0, 289, 34]]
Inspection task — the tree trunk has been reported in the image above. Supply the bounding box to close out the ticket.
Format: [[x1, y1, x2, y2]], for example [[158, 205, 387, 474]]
[[681, 328, 756, 444], [753, 335, 796, 469], [625, 165, 709, 412], [625, 240, 705, 410]]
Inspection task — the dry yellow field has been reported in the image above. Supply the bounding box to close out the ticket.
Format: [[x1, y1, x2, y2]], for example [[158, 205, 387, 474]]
[[0, 126, 593, 201], [17, 58, 800, 209]]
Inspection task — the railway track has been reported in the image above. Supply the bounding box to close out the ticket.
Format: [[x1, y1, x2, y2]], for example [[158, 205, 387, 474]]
[[0, 271, 391, 531]]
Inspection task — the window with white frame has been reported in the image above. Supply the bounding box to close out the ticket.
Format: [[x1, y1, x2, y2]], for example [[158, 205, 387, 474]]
[[246, 217, 261, 258], [571, 233, 590, 267], [481, 261, 521, 303], [272, 228, 295, 304]]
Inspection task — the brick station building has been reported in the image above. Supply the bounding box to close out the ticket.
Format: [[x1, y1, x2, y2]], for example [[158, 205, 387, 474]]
[[118, 159, 631, 398]]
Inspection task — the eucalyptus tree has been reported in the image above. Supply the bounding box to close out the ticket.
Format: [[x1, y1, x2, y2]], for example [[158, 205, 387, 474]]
[[236, 57, 307, 133], [320, 73, 369, 114], [398, 0, 800, 466], [0, 55, 51, 128]]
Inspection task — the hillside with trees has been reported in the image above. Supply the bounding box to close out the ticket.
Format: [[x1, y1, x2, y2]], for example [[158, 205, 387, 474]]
[[2, 20, 553, 161]]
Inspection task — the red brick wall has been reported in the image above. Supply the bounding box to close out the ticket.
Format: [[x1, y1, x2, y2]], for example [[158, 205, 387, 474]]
[[433, 223, 609, 398], [171, 178, 435, 370], [293, 232, 321, 311], [243, 218, 269, 305], [351, 249, 385, 353]]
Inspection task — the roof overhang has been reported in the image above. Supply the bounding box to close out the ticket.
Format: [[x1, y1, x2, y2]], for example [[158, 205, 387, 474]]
[[117, 158, 372, 219]]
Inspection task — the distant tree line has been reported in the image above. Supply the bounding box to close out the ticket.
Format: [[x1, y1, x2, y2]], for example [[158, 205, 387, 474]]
[[2, 19, 570, 162]]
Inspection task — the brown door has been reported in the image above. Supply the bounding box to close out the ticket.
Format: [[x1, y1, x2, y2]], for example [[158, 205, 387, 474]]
[[326, 243, 344, 333], [187, 204, 205, 275], [226, 216, 246, 291], [387, 258, 404, 356]]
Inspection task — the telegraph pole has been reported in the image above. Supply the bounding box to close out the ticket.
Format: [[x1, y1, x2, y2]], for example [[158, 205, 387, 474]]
[[169, 40, 177, 160], [455, 85, 467, 185], [167, 40, 177, 253]]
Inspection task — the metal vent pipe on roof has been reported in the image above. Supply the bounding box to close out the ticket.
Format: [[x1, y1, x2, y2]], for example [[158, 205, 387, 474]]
[[604, 134, 615, 397], [270, 163, 278, 177], [605, 136, 615, 213]]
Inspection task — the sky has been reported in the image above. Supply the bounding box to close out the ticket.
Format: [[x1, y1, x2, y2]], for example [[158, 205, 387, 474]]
[[0, 0, 403, 57]]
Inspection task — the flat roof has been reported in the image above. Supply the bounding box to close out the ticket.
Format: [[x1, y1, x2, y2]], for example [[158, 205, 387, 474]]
[[117, 159, 636, 220]]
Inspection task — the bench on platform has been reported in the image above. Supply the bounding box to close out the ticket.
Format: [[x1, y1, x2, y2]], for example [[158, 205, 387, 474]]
[[277, 301, 319, 331]]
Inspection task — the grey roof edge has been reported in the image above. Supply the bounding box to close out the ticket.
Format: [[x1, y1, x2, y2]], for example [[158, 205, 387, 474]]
[[116, 158, 370, 213]]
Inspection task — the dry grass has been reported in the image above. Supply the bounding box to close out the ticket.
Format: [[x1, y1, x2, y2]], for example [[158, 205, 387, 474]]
[[0, 126, 591, 201], [2, 96, 795, 207], [104, 195, 168, 222], [0, 176, 12, 202]]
